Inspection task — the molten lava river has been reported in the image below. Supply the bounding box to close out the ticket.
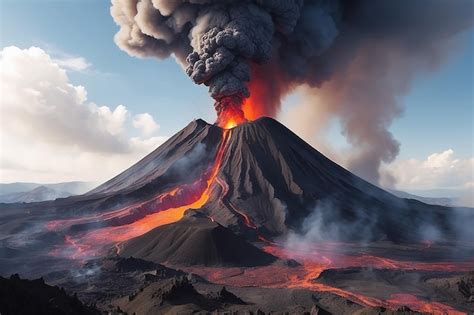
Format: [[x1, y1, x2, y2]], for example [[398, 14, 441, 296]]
[[46, 114, 473, 315]]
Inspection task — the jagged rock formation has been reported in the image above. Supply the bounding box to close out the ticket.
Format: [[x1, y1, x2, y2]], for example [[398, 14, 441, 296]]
[[0, 274, 100, 315]]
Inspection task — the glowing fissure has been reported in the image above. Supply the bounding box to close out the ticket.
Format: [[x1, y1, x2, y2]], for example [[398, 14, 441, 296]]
[[215, 176, 257, 230]]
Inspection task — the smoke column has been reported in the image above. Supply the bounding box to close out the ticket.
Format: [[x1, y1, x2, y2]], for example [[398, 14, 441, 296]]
[[111, 0, 473, 183]]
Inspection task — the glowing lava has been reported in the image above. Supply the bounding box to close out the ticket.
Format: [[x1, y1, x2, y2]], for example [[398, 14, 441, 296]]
[[221, 111, 246, 129], [215, 176, 258, 230]]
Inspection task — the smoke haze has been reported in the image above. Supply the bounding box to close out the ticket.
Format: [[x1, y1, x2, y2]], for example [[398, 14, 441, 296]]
[[111, 0, 473, 183]]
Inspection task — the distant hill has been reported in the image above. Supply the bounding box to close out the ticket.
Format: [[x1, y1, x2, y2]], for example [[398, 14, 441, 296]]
[[0, 181, 97, 203], [0, 186, 72, 203]]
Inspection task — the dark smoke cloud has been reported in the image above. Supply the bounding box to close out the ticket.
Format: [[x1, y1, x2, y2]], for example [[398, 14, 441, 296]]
[[111, 0, 473, 183]]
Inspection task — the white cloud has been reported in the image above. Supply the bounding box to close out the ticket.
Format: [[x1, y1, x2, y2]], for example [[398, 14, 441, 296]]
[[53, 56, 91, 71], [0, 46, 167, 183], [383, 149, 474, 192], [133, 113, 159, 136]]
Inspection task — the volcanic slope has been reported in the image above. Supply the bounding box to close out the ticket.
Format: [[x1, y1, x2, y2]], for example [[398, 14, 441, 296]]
[[119, 211, 276, 267], [88, 118, 221, 197]]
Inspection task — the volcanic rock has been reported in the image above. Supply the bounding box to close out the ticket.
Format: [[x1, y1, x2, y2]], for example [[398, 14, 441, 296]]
[[208, 286, 246, 305], [0, 274, 100, 315], [119, 212, 277, 267], [458, 271, 474, 300], [120, 258, 165, 274], [309, 304, 332, 315]]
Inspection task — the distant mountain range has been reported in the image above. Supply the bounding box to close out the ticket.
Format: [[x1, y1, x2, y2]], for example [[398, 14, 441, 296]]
[[0, 181, 97, 203], [0, 174, 464, 207], [388, 189, 457, 207]]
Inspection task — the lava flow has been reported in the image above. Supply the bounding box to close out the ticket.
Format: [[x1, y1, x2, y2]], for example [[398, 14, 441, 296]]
[[50, 128, 233, 258], [183, 241, 472, 315]]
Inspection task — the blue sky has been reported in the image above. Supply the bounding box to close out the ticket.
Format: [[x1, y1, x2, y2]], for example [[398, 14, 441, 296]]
[[0, 0, 472, 197], [2, 0, 472, 158]]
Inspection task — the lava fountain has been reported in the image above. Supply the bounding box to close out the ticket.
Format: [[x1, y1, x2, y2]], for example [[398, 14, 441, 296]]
[[215, 96, 247, 129]]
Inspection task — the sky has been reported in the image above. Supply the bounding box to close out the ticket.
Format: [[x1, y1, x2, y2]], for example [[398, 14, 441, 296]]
[[0, 0, 473, 201]]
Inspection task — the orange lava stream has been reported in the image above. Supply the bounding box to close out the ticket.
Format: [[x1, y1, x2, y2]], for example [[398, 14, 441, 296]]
[[54, 129, 232, 258], [264, 244, 474, 273], [228, 201, 257, 229], [386, 294, 466, 315], [46, 187, 182, 231]]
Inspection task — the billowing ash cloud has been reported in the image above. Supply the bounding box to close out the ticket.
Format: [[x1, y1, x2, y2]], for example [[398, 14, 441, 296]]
[[111, 0, 473, 182], [111, 0, 305, 124]]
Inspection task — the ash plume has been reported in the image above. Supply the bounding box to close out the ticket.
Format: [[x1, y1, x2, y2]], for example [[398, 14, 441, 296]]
[[111, 0, 473, 182]]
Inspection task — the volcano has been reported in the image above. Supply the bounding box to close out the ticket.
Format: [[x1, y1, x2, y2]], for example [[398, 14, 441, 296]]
[[1, 117, 472, 314], [1, 117, 463, 259], [74, 117, 456, 244]]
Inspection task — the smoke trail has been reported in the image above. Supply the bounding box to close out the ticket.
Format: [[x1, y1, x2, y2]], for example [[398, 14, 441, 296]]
[[111, 0, 473, 182]]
